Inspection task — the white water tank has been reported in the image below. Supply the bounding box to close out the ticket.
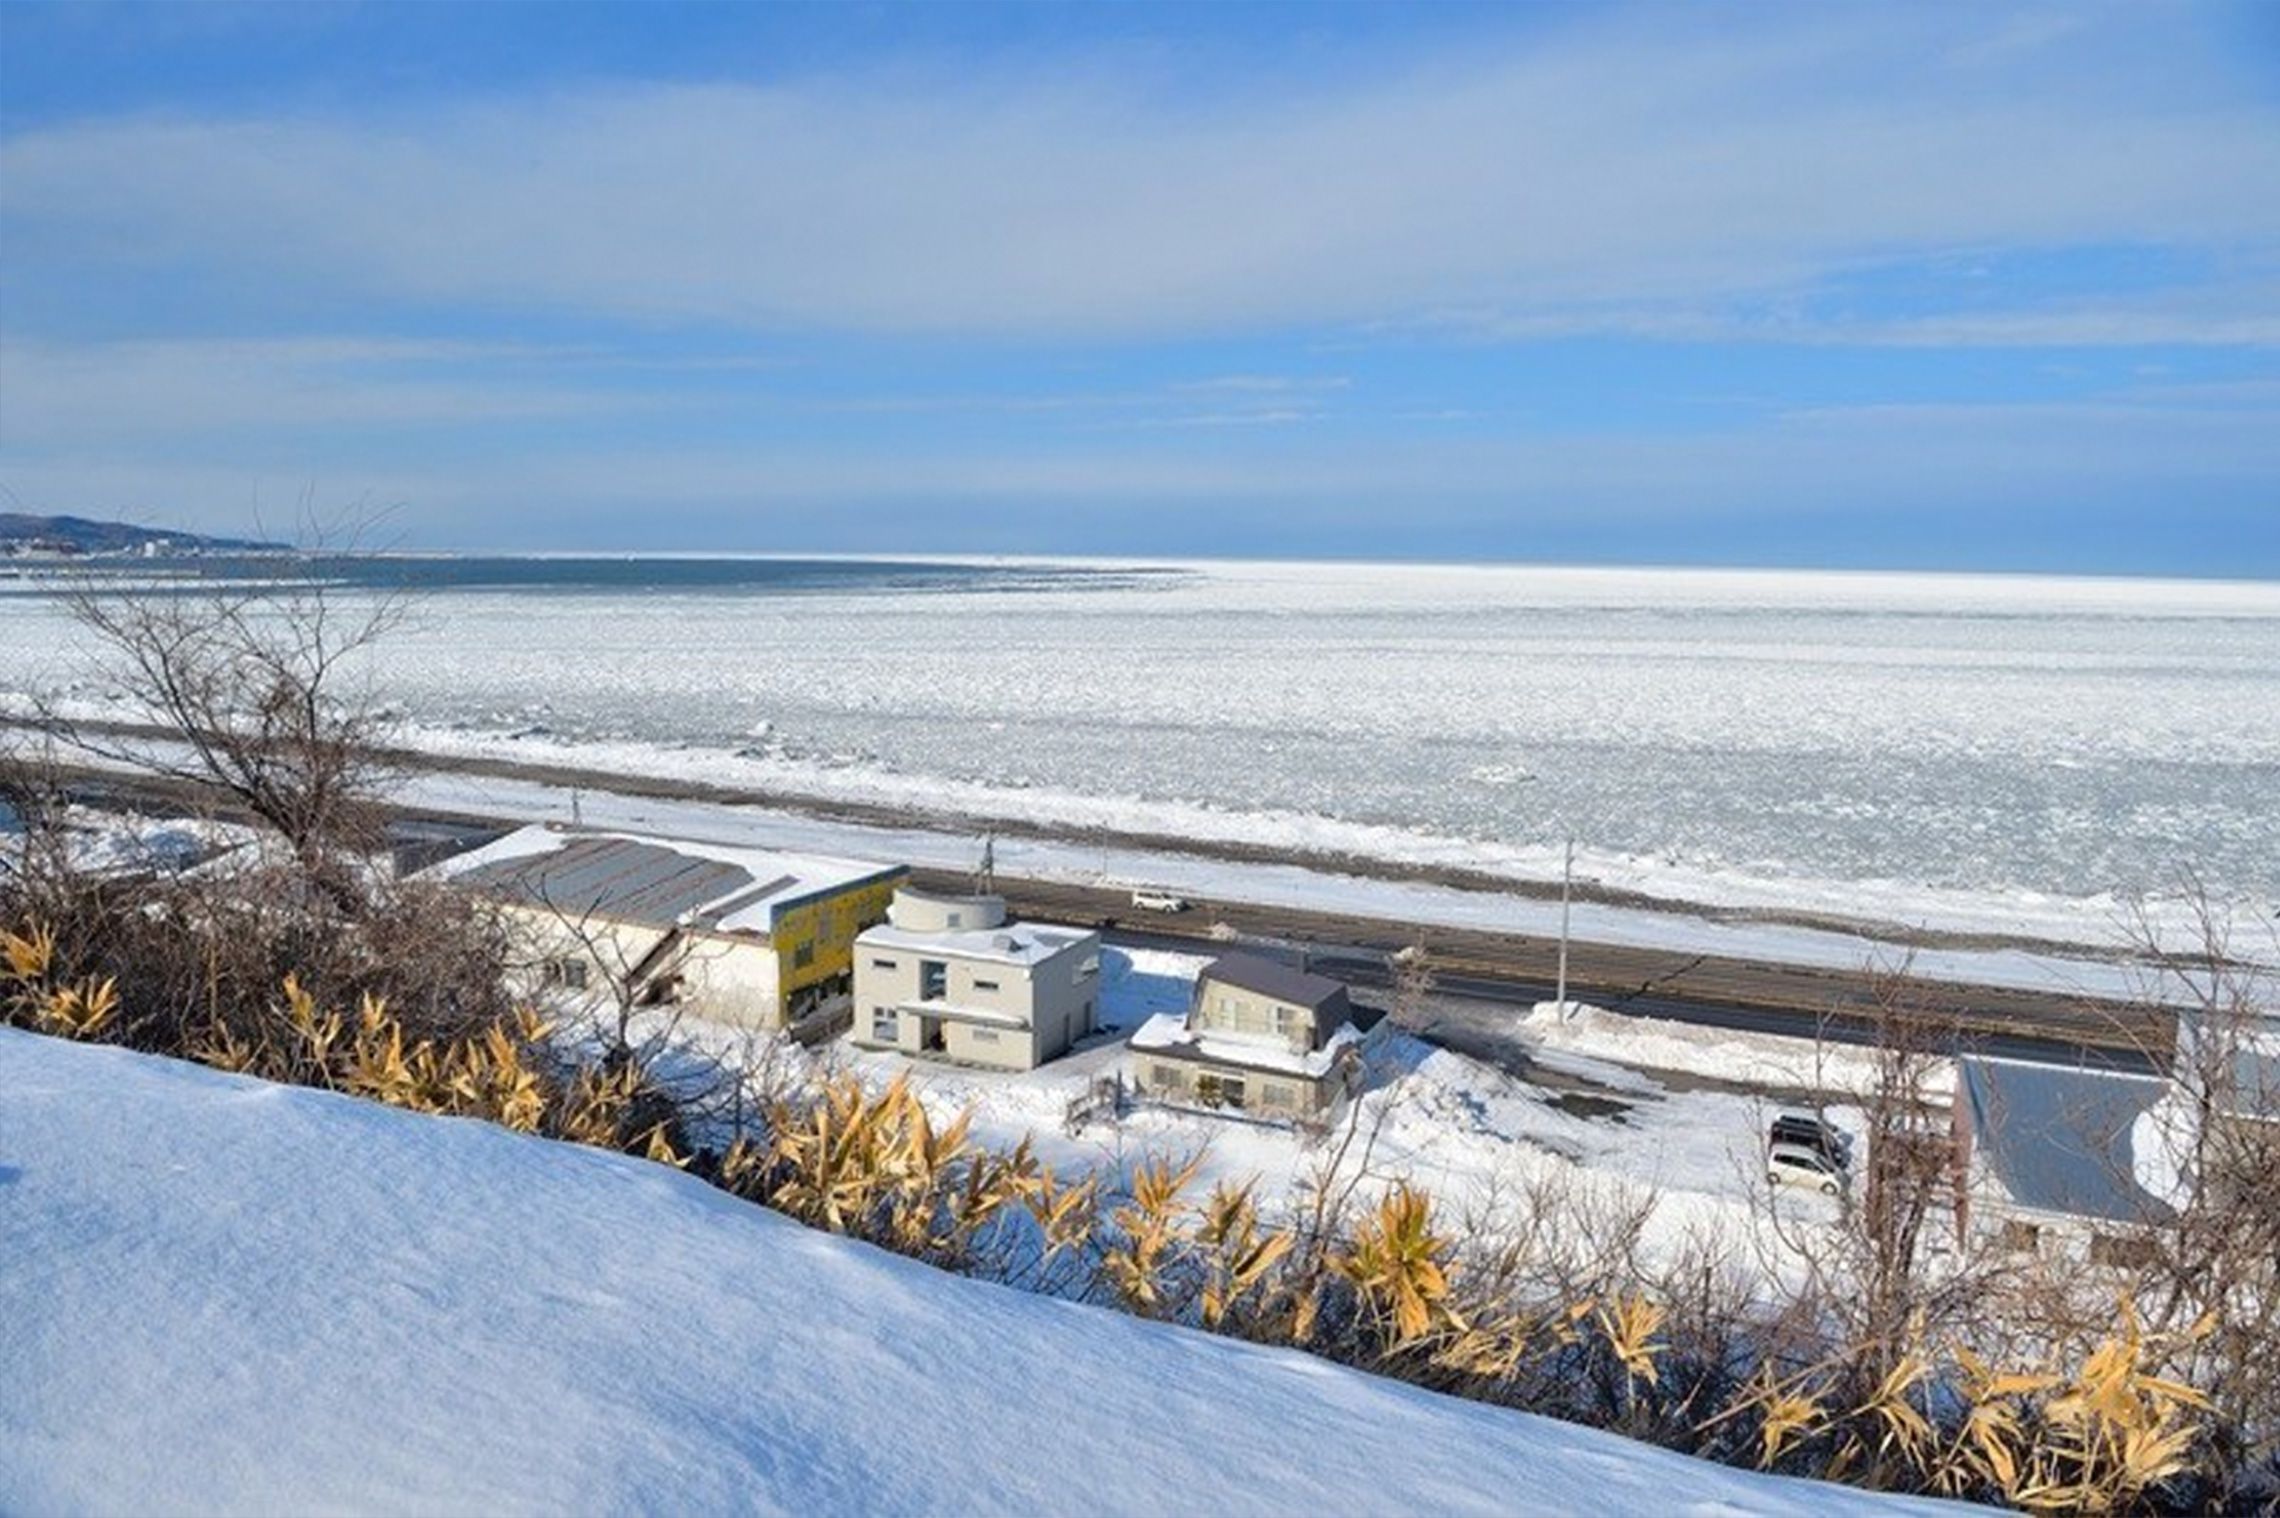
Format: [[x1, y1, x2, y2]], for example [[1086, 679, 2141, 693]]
[[885, 887, 1009, 933]]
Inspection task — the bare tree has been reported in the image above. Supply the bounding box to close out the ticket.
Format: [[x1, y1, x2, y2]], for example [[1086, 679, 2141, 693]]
[[2115, 886, 2280, 1474], [46, 534, 409, 911], [1753, 968, 1999, 1389], [2, 518, 528, 1050]]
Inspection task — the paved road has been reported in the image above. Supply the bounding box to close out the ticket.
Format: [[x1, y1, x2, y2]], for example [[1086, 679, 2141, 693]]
[[42, 768, 2173, 1074], [911, 868, 2170, 1074]]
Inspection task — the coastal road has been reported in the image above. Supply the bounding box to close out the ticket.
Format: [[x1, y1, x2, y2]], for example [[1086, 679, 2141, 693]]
[[37, 764, 2175, 1074], [908, 868, 2171, 1074]]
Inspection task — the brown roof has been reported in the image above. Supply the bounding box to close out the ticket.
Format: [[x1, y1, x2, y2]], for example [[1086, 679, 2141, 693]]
[[1199, 953, 1349, 1013]]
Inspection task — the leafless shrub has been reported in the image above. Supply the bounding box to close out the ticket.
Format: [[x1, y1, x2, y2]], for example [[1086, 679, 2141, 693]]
[[2109, 886, 2280, 1490]]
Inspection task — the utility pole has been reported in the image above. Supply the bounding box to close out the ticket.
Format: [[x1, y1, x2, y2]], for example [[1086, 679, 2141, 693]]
[[1555, 836, 1574, 1020]]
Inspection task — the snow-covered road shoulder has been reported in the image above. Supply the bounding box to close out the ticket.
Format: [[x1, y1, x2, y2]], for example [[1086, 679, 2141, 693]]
[[0, 1030, 1968, 1517]]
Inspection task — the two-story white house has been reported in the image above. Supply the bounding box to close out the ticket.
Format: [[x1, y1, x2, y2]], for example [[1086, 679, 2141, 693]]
[[1128, 952, 1367, 1121], [849, 887, 1100, 1071]]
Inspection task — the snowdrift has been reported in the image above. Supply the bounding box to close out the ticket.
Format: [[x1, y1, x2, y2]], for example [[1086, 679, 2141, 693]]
[[0, 1030, 1965, 1516]]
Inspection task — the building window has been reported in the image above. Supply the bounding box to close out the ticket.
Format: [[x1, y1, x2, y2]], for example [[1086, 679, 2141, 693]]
[[542, 957, 589, 991], [1998, 1219, 2042, 1254], [2090, 1232, 2157, 1270], [870, 1009, 900, 1043], [871, 957, 899, 971], [972, 978, 1000, 992], [1197, 1073, 1247, 1110], [1148, 1063, 1179, 1091], [920, 960, 947, 1000], [972, 1028, 1000, 1043], [1264, 1081, 1297, 1110], [792, 941, 816, 970]]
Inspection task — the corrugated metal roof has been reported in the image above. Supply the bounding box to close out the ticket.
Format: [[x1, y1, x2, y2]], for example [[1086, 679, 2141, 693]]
[[456, 836, 754, 930], [1199, 953, 1349, 1013], [1960, 1057, 2172, 1225]]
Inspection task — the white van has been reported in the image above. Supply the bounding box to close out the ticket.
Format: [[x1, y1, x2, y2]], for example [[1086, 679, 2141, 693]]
[[1767, 1142, 1846, 1197]]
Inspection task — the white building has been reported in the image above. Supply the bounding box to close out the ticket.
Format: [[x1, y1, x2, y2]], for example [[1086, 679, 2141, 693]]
[[434, 824, 906, 1033], [850, 887, 1100, 1071]]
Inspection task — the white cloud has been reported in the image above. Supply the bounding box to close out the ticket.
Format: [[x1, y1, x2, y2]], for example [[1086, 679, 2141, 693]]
[[0, 337, 633, 447], [3, 9, 2273, 340]]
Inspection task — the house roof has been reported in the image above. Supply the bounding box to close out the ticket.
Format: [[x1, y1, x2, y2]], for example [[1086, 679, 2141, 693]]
[[1198, 953, 1349, 1012], [435, 824, 903, 935], [857, 919, 1096, 968], [1959, 1057, 2173, 1225], [1130, 1013, 1361, 1081]]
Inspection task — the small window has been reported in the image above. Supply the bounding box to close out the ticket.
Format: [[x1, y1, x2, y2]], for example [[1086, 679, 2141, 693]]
[[871, 957, 899, 971], [792, 941, 816, 969], [870, 1009, 900, 1043], [1148, 1063, 1179, 1091], [542, 957, 590, 991], [972, 978, 1000, 993], [2090, 1232, 2157, 1270], [972, 1028, 1000, 1043], [1264, 1081, 1297, 1109]]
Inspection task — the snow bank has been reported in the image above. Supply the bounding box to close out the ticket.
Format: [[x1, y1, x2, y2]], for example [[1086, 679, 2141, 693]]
[[0, 1030, 1964, 1517], [0, 805, 249, 878], [1523, 1001, 1954, 1104]]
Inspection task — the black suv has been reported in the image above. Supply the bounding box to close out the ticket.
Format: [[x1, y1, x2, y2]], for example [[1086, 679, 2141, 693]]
[[1768, 1113, 1851, 1169]]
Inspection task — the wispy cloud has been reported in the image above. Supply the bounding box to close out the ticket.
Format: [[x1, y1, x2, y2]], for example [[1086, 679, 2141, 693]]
[[1172, 375, 1352, 394], [4, 8, 2272, 342], [0, 337, 640, 446]]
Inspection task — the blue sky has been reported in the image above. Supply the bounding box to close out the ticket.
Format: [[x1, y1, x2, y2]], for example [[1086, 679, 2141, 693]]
[[2, 1, 2277, 573]]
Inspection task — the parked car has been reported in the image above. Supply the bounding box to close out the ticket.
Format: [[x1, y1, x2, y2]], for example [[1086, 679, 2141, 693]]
[[1769, 1112, 1851, 1169], [1131, 888, 1189, 913], [1767, 1141, 1847, 1196]]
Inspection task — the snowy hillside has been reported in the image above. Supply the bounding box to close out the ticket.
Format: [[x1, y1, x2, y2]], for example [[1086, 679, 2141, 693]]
[[0, 1030, 1969, 1517]]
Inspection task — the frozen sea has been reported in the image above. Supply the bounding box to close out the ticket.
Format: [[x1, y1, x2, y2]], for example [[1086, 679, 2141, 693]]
[[4, 556, 2277, 946]]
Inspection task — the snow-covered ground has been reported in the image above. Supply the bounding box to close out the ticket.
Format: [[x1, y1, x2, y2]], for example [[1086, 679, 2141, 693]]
[[0, 1028, 1968, 1517], [0, 803, 248, 877], [671, 949, 1870, 1274]]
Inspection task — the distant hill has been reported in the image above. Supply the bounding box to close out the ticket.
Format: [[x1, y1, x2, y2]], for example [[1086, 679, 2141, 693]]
[[0, 513, 288, 556]]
